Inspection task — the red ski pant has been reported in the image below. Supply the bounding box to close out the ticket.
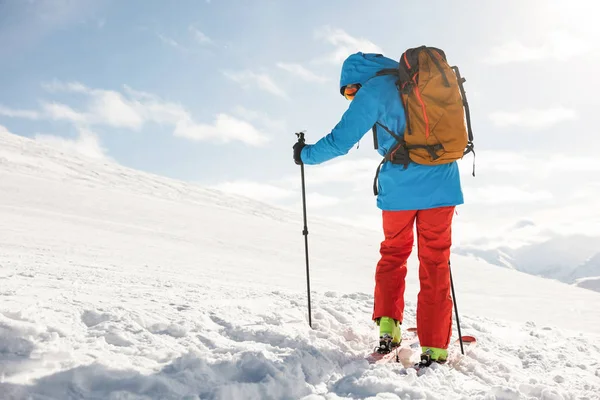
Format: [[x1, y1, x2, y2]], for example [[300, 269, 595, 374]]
[[372, 206, 454, 349]]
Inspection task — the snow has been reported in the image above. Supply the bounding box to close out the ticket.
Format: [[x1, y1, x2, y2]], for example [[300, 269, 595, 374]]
[[1, 129, 600, 399]]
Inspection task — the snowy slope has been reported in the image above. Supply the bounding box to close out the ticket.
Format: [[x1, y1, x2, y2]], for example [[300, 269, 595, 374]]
[[1, 130, 600, 399]]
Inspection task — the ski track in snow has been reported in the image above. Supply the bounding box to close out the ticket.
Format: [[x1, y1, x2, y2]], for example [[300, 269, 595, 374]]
[[1, 131, 600, 399]]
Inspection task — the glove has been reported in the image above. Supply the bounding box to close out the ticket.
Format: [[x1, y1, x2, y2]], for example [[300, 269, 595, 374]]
[[293, 141, 305, 165]]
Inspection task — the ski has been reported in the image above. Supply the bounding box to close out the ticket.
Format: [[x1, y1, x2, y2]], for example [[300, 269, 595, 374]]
[[366, 327, 419, 365], [367, 329, 477, 372], [447, 334, 477, 364]]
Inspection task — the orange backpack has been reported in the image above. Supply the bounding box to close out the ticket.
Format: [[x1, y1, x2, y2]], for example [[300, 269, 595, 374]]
[[372, 46, 475, 195]]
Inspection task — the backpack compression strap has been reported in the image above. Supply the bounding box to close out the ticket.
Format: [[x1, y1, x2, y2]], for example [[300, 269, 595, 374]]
[[451, 65, 475, 176], [371, 122, 443, 196]]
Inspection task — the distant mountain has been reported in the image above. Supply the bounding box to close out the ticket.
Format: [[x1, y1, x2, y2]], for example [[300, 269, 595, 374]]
[[455, 234, 600, 293], [510, 235, 599, 281], [569, 252, 600, 282], [451, 247, 517, 270]]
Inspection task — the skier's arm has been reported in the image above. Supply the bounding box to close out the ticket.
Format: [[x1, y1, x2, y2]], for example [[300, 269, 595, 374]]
[[300, 86, 379, 165]]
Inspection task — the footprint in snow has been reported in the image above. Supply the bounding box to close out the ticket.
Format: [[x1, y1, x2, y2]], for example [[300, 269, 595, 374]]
[[103, 331, 134, 347], [208, 314, 301, 349], [81, 310, 112, 328], [148, 322, 188, 338], [209, 314, 233, 330]]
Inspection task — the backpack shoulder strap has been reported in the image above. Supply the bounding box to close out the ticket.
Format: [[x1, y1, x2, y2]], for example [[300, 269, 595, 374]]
[[371, 124, 379, 150], [374, 122, 403, 143], [375, 68, 398, 77]]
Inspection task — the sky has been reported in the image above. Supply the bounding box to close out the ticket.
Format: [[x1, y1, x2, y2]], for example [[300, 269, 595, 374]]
[[1, 0, 599, 249]]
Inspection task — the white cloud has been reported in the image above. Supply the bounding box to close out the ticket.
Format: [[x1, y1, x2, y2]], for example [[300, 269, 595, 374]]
[[122, 86, 190, 124], [314, 26, 384, 64], [210, 181, 294, 203], [0, 105, 41, 119], [464, 185, 553, 205], [41, 85, 144, 129], [209, 180, 340, 209], [59, 81, 268, 145], [529, 198, 600, 238], [276, 63, 328, 83], [223, 70, 287, 98], [305, 192, 341, 208], [157, 33, 187, 51], [42, 81, 144, 129], [3, 80, 271, 147], [489, 107, 577, 130], [458, 151, 600, 180], [327, 213, 380, 231], [232, 106, 286, 133], [9, 83, 144, 130], [300, 158, 377, 185], [189, 26, 212, 45], [42, 80, 89, 93], [484, 31, 589, 64], [42, 102, 88, 123], [277, 158, 380, 200], [537, 155, 600, 173], [174, 113, 269, 146], [35, 127, 108, 160], [540, 3, 600, 45], [88, 90, 145, 130], [454, 149, 600, 244], [569, 184, 600, 202]]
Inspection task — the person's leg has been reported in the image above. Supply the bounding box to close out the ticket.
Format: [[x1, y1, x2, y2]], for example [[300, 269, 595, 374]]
[[415, 206, 455, 359], [373, 210, 417, 326]]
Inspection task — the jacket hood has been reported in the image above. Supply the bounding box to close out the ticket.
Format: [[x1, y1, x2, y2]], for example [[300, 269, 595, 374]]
[[339, 52, 399, 92]]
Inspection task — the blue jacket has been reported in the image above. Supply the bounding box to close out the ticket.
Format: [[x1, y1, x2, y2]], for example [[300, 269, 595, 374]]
[[301, 52, 464, 211]]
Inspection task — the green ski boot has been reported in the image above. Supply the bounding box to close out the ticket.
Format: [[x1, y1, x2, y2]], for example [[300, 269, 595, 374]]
[[375, 317, 401, 354], [419, 346, 448, 367]]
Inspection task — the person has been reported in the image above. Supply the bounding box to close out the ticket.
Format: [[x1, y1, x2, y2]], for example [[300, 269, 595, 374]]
[[292, 52, 464, 365]]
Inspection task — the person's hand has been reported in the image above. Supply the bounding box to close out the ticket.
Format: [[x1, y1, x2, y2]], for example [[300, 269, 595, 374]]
[[293, 141, 305, 165]]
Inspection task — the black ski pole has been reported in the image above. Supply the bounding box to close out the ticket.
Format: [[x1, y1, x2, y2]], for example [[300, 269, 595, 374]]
[[449, 259, 464, 354], [296, 131, 312, 328]]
